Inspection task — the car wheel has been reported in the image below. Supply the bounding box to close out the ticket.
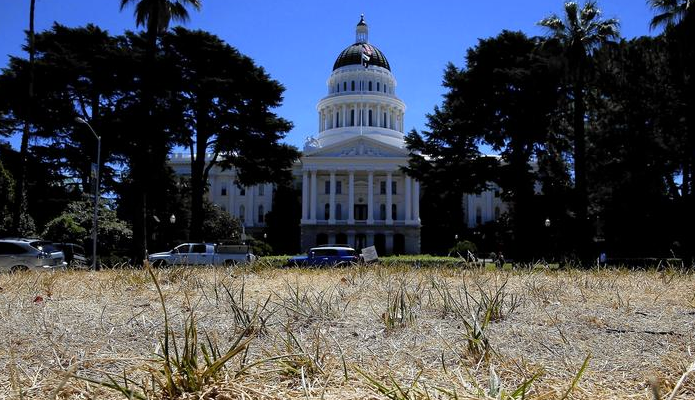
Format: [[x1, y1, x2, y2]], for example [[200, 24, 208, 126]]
[[224, 260, 237, 267], [152, 260, 167, 268], [11, 265, 29, 273]]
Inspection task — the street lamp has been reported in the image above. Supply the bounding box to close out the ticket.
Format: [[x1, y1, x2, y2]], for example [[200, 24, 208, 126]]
[[170, 214, 176, 224], [545, 218, 551, 228], [75, 117, 101, 270]]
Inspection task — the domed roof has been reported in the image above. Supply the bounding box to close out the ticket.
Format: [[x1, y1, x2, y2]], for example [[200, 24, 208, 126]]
[[333, 43, 391, 71]]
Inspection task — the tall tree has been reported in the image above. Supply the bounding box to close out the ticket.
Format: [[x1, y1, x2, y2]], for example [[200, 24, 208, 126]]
[[11, 0, 36, 235], [161, 28, 298, 241], [648, 0, 694, 263], [119, 0, 201, 263], [406, 31, 562, 258], [538, 1, 619, 262], [588, 37, 684, 257]]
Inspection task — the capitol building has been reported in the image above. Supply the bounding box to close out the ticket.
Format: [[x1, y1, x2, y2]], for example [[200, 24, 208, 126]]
[[170, 16, 505, 255]]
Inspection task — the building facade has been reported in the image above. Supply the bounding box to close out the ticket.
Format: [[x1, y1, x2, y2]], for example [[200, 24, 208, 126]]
[[298, 15, 420, 254], [169, 17, 509, 253]]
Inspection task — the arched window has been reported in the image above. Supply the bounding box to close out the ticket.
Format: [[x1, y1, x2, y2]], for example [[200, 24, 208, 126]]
[[351, 80, 355, 91], [377, 82, 380, 92], [380, 204, 386, 220], [351, 109, 355, 126], [239, 205, 245, 223], [258, 205, 264, 223], [336, 203, 342, 220], [325, 203, 330, 220], [343, 82, 347, 91], [383, 113, 387, 128], [368, 110, 373, 126], [391, 204, 397, 220], [368, 81, 372, 91], [336, 112, 340, 127]]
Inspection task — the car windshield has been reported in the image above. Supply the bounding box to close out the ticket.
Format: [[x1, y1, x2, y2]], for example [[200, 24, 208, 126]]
[[30, 241, 58, 253]]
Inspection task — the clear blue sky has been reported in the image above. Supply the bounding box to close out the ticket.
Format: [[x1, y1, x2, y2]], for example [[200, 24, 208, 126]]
[[1, 0, 658, 151]]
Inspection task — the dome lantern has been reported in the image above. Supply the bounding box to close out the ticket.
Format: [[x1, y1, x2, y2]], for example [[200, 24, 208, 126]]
[[356, 14, 368, 44]]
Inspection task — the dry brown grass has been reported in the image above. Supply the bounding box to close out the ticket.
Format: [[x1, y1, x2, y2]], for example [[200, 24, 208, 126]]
[[0, 264, 694, 399]]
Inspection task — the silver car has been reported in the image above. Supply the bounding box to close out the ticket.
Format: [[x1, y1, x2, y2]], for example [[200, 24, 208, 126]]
[[0, 239, 67, 272]]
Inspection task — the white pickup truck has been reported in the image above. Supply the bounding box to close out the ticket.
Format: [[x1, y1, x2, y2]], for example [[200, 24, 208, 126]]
[[148, 243, 256, 267]]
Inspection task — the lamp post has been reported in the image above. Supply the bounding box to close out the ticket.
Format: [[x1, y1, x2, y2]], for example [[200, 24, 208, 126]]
[[75, 117, 101, 270], [544, 218, 551, 262]]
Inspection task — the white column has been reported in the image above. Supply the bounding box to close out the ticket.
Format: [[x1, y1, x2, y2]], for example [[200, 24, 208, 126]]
[[301, 170, 309, 221], [377, 104, 381, 128], [246, 185, 254, 227], [348, 170, 355, 224], [367, 171, 374, 224], [386, 172, 393, 225], [413, 180, 420, 222], [329, 170, 336, 224], [387, 108, 392, 129], [342, 104, 347, 128], [310, 170, 317, 221], [318, 111, 321, 132], [352, 104, 357, 126], [405, 176, 412, 222]]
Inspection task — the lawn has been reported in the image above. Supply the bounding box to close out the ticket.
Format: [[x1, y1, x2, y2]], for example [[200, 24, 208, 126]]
[[0, 264, 693, 399]]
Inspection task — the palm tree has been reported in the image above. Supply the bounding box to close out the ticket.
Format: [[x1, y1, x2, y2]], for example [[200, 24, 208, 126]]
[[11, 0, 36, 236], [648, 0, 694, 264], [648, 0, 692, 30], [119, 0, 201, 264], [539, 1, 619, 261]]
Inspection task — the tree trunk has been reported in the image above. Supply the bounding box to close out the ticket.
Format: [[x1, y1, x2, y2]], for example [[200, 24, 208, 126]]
[[190, 140, 207, 241], [11, 0, 35, 235], [131, 17, 159, 265], [573, 70, 590, 264]]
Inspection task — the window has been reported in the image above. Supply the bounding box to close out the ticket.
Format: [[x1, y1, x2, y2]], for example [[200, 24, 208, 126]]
[[336, 181, 342, 194], [380, 204, 386, 220], [383, 112, 387, 128], [351, 80, 355, 91], [368, 81, 372, 91], [325, 181, 330, 194], [354, 204, 367, 220], [336, 203, 342, 220], [221, 185, 227, 196], [324, 203, 330, 220], [0, 243, 25, 254], [384, 84, 388, 93], [343, 82, 347, 91], [259, 185, 264, 196], [239, 205, 245, 223], [391, 204, 397, 220], [368, 110, 373, 126], [351, 109, 355, 126], [336, 84, 339, 92], [380, 181, 386, 195], [336, 112, 340, 127], [258, 205, 264, 223], [392, 181, 397, 195], [191, 244, 207, 253], [221, 205, 227, 212], [377, 82, 380, 91], [240, 187, 246, 196]]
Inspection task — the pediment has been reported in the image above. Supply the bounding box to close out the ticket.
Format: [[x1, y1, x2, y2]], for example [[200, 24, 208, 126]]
[[304, 136, 409, 158]]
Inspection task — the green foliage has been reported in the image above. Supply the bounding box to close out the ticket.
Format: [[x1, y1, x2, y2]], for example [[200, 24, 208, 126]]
[[42, 199, 131, 255], [246, 238, 272, 257], [41, 214, 87, 244], [201, 201, 241, 243], [449, 240, 478, 256]]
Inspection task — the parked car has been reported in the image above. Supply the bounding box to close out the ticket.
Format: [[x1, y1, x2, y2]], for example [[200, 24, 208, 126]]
[[53, 243, 88, 268], [148, 243, 256, 267], [0, 238, 67, 272], [285, 245, 360, 267]]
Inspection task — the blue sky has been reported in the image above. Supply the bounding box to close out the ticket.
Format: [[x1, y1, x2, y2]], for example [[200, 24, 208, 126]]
[[1, 0, 658, 151]]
